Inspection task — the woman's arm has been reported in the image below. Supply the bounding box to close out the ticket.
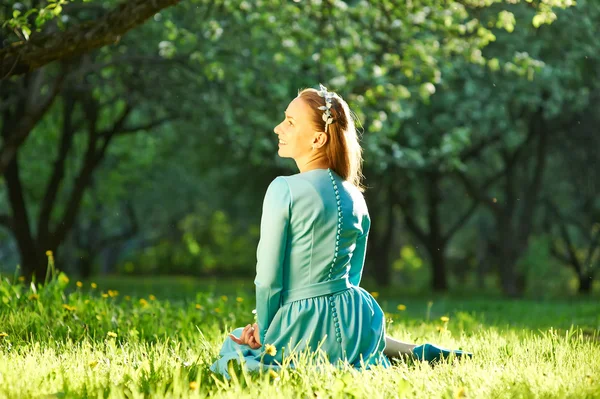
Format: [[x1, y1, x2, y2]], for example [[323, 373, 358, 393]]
[[349, 211, 370, 286], [254, 176, 291, 345]]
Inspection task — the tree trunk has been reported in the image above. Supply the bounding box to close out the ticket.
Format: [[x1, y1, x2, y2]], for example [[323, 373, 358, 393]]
[[365, 181, 394, 286], [426, 171, 448, 292], [4, 157, 46, 281], [429, 242, 448, 292], [578, 273, 593, 294]]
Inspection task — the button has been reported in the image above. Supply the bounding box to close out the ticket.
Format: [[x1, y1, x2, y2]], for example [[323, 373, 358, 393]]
[[336, 337, 342, 343], [335, 322, 339, 327]]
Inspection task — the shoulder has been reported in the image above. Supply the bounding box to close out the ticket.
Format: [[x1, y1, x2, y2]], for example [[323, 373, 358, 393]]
[[263, 176, 293, 208]]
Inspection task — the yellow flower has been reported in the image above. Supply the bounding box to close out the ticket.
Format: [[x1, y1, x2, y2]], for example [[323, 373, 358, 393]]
[[370, 291, 379, 298], [101, 293, 109, 298], [45, 250, 53, 256], [124, 296, 131, 301], [148, 294, 156, 301], [107, 331, 117, 338], [440, 316, 450, 323], [108, 290, 119, 298], [0, 332, 8, 338], [455, 386, 467, 398], [214, 307, 222, 313], [76, 281, 83, 288], [139, 298, 149, 307], [91, 282, 97, 289], [62, 304, 76, 312], [397, 304, 407, 311], [436, 326, 446, 332], [268, 369, 279, 379], [17, 276, 25, 282], [195, 304, 203, 310], [236, 297, 244, 303], [89, 360, 98, 368], [189, 381, 198, 390], [84, 299, 90, 304], [28, 294, 39, 301], [58, 274, 69, 284], [221, 295, 228, 301], [264, 344, 277, 356]]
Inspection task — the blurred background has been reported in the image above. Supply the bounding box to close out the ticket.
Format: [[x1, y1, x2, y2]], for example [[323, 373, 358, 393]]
[[0, 0, 598, 299]]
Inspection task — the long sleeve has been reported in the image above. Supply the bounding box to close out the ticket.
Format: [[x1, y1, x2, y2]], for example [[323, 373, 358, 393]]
[[349, 211, 370, 287], [254, 176, 291, 344]]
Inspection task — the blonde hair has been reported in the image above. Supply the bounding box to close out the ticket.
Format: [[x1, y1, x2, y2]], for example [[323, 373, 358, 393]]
[[297, 87, 366, 193]]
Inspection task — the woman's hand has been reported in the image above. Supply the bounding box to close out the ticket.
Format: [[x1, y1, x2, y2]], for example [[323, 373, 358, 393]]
[[229, 323, 262, 349], [247, 323, 261, 349]]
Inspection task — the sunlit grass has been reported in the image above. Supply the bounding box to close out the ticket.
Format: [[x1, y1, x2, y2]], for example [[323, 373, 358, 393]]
[[0, 265, 599, 398]]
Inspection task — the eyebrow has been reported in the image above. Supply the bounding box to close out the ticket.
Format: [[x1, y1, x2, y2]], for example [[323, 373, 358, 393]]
[[285, 113, 295, 121]]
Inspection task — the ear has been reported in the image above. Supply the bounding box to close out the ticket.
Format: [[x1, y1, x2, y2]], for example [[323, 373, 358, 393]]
[[313, 132, 328, 147]]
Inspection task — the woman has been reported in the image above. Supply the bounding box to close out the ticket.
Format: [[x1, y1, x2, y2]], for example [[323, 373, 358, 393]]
[[210, 84, 471, 378]]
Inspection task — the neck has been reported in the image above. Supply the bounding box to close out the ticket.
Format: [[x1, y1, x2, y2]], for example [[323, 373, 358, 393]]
[[296, 153, 329, 173]]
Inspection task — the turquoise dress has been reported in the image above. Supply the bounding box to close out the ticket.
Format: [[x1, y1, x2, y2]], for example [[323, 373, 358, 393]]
[[210, 168, 390, 378]]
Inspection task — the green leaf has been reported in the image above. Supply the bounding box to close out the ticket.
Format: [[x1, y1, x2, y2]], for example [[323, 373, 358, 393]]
[[22, 26, 31, 40]]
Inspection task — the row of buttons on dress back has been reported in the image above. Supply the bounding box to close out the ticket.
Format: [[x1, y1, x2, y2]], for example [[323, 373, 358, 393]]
[[327, 168, 343, 343]]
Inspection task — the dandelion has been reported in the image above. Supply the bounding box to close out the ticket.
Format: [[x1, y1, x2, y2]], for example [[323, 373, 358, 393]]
[[139, 298, 149, 307], [397, 304, 407, 311], [58, 274, 69, 284], [107, 331, 117, 338], [436, 326, 445, 332], [89, 360, 98, 368], [76, 281, 83, 288], [62, 304, 76, 312], [101, 293, 109, 298], [214, 307, 222, 313], [265, 344, 277, 356], [236, 297, 244, 303], [221, 295, 228, 301], [370, 291, 379, 298], [91, 282, 97, 289], [45, 250, 53, 256], [195, 304, 203, 310], [148, 294, 156, 301], [0, 332, 8, 338], [268, 369, 279, 379], [108, 290, 119, 298], [455, 386, 467, 398], [189, 381, 198, 390], [440, 316, 450, 323], [28, 294, 39, 300]]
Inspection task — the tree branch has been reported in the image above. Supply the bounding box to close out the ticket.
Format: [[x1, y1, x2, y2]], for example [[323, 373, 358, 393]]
[[0, 0, 181, 79], [103, 116, 173, 137], [0, 214, 13, 229], [0, 69, 66, 175], [443, 198, 479, 243], [454, 169, 504, 215], [37, 93, 77, 243]]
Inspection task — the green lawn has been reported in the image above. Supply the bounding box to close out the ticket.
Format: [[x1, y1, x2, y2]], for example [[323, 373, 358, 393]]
[[0, 272, 599, 398]]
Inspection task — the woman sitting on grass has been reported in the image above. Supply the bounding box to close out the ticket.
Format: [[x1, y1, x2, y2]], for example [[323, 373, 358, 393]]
[[210, 84, 471, 379]]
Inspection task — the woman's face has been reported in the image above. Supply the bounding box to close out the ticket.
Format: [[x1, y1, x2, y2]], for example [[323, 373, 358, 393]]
[[273, 97, 319, 161]]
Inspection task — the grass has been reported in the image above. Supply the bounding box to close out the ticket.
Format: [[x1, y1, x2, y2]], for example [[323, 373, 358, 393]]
[[0, 266, 599, 398]]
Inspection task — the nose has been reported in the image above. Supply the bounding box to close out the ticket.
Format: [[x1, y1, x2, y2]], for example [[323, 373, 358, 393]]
[[273, 122, 281, 135]]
